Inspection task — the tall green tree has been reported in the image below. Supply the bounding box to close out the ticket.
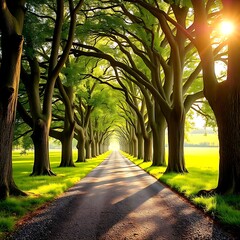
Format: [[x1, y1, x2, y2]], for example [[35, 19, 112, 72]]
[[0, 0, 27, 199], [20, 0, 83, 175], [73, 1, 203, 172], [192, 0, 240, 194]]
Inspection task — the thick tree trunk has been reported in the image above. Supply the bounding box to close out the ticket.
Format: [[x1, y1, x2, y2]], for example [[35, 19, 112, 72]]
[[0, 34, 26, 199], [152, 119, 166, 166], [58, 85, 75, 167], [132, 135, 138, 158], [30, 118, 55, 176], [143, 136, 152, 162], [213, 85, 240, 194], [85, 139, 92, 159], [129, 140, 133, 155], [91, 139, 96, 157], [98, 141, 103, 155], [76, 128, 86, 162], [165, 111, 187, 173], [193, 0, 240, 196], [59, 126, 75, 167], [136, 133, 144, 159], [95, 134, 99, 156]]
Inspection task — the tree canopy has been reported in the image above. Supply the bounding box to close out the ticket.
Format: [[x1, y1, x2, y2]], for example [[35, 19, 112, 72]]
[[1, 0, 240, 199]]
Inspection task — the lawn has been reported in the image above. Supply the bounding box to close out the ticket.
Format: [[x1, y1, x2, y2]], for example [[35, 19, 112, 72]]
[[122, 147, 240, 230], [0, 150, 110, 238]]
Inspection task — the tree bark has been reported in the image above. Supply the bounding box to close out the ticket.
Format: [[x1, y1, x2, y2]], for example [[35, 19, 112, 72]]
[[152, 122, 166, 166], [76, 127, 86, 162], [30, 118, 55, 176], [132, 134, 138, 158], [85, 138, 92, 159], [0, 0, 26, 199], [59, 123, 75, 167], [212, 84, 240, 194], [143, 136, 152, 162], [0, 34, 26, 198], [165, 110, 187, 173], [136, 132, 144, 159], [91, 138, 96, 157], [57, 83, 75, 167]]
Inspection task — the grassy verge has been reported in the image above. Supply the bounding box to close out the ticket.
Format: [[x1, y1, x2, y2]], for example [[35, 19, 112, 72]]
[[0, 150, 111, 238], [122, 147, 240, 229]]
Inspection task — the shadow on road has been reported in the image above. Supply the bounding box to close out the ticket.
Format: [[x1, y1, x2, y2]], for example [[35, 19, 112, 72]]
[[9, 151, 236, 240]]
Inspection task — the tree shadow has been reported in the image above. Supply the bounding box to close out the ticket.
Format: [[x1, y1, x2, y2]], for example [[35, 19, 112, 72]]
[[8, 153, 236, 240]]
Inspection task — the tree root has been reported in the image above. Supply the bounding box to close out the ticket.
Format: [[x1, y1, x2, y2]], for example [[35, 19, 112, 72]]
[[196, 189, 217, 197], [30, 169, 56, 176], [10, 186, 28, 197]]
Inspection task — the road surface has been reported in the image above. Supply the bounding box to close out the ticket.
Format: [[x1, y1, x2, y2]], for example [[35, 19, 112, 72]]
[[8, 151, 236, 240]]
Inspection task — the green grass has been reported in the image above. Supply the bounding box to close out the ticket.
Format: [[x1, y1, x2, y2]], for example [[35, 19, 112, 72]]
[[0, 150, 111, 238], [122, 147, 240, 229], [185, 133, 219, 147]]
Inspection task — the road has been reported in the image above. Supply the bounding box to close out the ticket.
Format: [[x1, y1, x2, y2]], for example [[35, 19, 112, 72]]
[[8, 151, 235, 240]]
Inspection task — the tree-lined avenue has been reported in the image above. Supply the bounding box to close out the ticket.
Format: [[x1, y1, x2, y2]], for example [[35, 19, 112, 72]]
[[9, 151, 233, 240]]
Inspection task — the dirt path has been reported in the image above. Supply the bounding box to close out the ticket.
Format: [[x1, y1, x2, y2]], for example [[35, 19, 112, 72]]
[[8, 151, 236, 240]]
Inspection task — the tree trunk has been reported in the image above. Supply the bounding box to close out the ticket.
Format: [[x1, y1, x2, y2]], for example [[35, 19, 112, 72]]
[[152, 119, 166, 166], [143, 136, 152, 162], [98, 141, 102, 155], [0, 33, 26, 199], [58, 84, 75, 167], [59, 124, 75, 167], [76, 128, 86, 162], [212, 85, 240, 194], [85, 139, 92, 159], [91, 138, 96, 157], [132, 135, 138, 158], [95, 134, 99, 156], [30, 118, 55, 176], [136, 133, 144, 159], [165, 110, 187, 173]]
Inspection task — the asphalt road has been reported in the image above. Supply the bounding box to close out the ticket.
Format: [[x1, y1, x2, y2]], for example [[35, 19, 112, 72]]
[[8, 151, 236, 240]]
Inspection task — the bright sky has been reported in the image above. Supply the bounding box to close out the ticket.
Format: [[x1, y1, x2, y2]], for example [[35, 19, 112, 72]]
[[220, 21, 235, 36]]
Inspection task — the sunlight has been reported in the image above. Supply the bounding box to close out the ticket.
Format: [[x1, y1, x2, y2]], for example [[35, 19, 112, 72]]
[[109, 141, 120, 151], [219, 20, 235, 36]]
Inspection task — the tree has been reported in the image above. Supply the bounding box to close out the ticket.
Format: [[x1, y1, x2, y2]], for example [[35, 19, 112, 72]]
[[97, 70, 153, 162], [20, 0, 83, 175], [72, 1, 203, 171], [192, 0, 240, 195], [0, 0, 27, 199], [50, 79, 76, 167], [74, 80, 95, 162]]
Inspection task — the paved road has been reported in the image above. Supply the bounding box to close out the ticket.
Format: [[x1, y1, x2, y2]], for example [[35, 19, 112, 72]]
[[9, 151, 236, 240]]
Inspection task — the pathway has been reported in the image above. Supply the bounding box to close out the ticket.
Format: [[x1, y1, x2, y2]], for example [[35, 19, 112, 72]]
[[8, 151, 236, 240]]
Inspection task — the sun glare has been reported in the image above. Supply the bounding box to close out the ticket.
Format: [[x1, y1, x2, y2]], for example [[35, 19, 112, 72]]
[[109, 141, 120, 151], [220, 21, 235, 36]]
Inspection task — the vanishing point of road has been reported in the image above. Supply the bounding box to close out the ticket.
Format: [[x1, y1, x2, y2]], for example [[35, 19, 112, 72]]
[[8, 151, 236, 240]]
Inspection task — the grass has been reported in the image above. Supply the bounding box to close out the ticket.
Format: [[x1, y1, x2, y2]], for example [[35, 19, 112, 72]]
[[184, 133, 219, 147], [0, 150, 111, 238], [122, 147, 240, 229]]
